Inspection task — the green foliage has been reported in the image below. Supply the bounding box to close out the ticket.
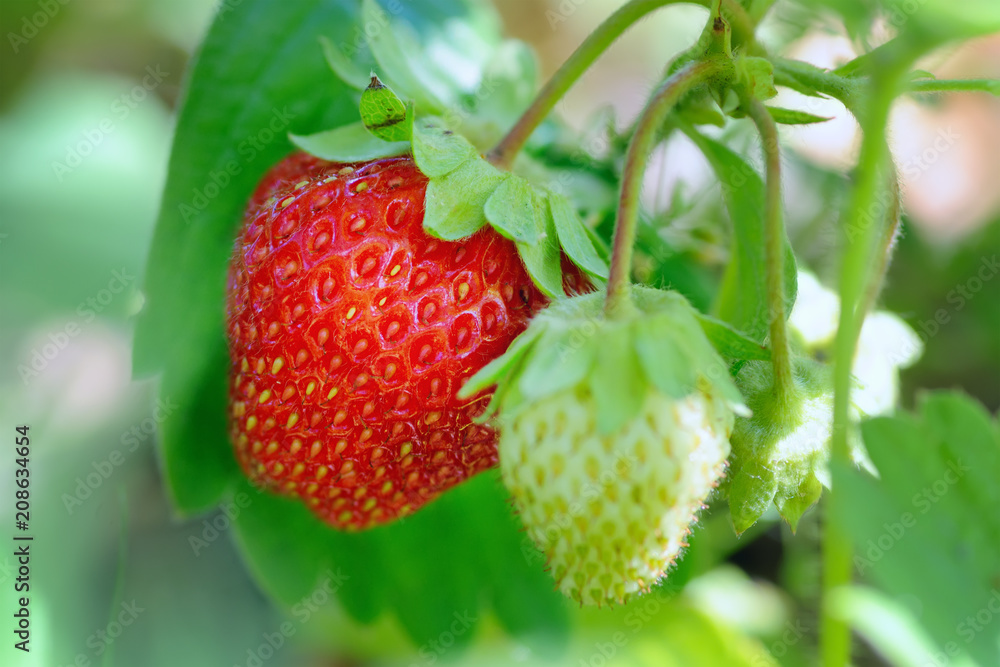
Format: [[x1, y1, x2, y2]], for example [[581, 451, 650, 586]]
[[834, 392, 1000, 666], [682, 127, 798, 343]]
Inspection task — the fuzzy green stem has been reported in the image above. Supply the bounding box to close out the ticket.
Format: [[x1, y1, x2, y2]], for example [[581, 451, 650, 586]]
[[747, 98, 795, 408], [487, 0, 754, 170], [858, 170, 902, 320], [605, 59, 727, 317], [822, 45, 918, 667], [907, 78, 1000, 95]]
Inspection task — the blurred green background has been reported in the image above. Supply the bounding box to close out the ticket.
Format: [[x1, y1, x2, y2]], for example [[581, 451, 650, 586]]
[[0, 0, 997, 665]]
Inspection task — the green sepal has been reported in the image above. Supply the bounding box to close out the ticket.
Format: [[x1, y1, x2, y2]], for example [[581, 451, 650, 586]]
[[726, 456, 778, 535], [549, 193, 609, 279], [590, 321, 648, 434], [517, 322, 596, 401], [360, 74, 413, 142], [457, 324, 544, 401], [484, 175, 546, 245], [734, 55, 778, 106], [515, 216, 564, 299], [290, 122, 409, 162], [423, 157, 508, 240], [766, 106, 832, 125], [412, 118, 474, 177], [774, 467, 823, 532], [695, 312, 771, 362], [633, 314, 697, 400], [724, 358, 864, 533], [465, 288, 747, 435], [319, 35, 369, 90]]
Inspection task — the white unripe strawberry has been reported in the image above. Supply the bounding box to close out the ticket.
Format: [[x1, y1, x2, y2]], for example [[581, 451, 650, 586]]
[[461, 288, 745, 606]]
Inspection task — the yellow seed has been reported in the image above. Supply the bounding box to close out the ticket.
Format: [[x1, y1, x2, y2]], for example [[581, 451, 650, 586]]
[[316, 467, 329, 480], [378, 297, 387, 307], [390, 264, 401, 276], [286, 412, 299, 429], [400, 442, 413, 457], [355, 181, 368, 192], [362, 497, 377, 511], [381, 481, 393, 494], [280, 196, 294, 208], [309, 441, 322, 458], [265, 441, 279, 455], [240, 358, 249, 372], [305, 381, 316, 395], [289, 439, 303, 455], [294, 180, 309, 189], [327, 387, 339, 400], [338, 511, 353, 523], [257, 389, 271, 404], [271, 357, 284, 374], [457, 282, 470, 300], [291, 462, 305, 477], [245, 416, 258, 431], [346, 306, 356, 320]]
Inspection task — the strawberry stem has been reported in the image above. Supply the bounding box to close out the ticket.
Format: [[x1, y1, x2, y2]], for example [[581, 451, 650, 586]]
[[487, 0, 756, 171], [746, 98, 796, 408], [605, 58, 727, 318], [822, 43, 920, 667]]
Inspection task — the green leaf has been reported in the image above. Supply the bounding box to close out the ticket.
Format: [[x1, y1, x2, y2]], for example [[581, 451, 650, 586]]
[[695, 313, 771, 361], [361, 0, 447, 112], [484, 175, 545, 245], [290, 122, 409, 162], [411, 118, 474, 177], [159, 342, 238, 514], [232, 472, 569, 649], [133, 0, 366, 513], [834, 391, 1000, 666], [766, 106, 832, 125], [548, 192, 609, 279], [423, 156, 508, 240], [359, 74, 413, 142], [683, 127, 797, 342], [589, 323, 647, 434], [319, 35, 369, 89]]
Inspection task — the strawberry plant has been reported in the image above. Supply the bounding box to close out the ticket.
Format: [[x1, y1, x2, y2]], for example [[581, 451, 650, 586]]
[[133, 0, 1000, 664]]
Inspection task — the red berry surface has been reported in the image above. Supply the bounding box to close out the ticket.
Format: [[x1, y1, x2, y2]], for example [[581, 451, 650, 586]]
[[226, 154, 586, 530]]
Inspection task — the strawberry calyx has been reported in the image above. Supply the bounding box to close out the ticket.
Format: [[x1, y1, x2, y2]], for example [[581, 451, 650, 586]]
[[460, 286, 747, 432]]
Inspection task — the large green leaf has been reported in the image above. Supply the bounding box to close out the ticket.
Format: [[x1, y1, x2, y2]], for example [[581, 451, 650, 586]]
[[834, 392, 1000, 666], [232, 472, 570, 648], [684, 127, 797, 342]]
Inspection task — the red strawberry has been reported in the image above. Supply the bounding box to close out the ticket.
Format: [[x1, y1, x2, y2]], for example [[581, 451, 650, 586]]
[[226, 154, 588, 530]]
